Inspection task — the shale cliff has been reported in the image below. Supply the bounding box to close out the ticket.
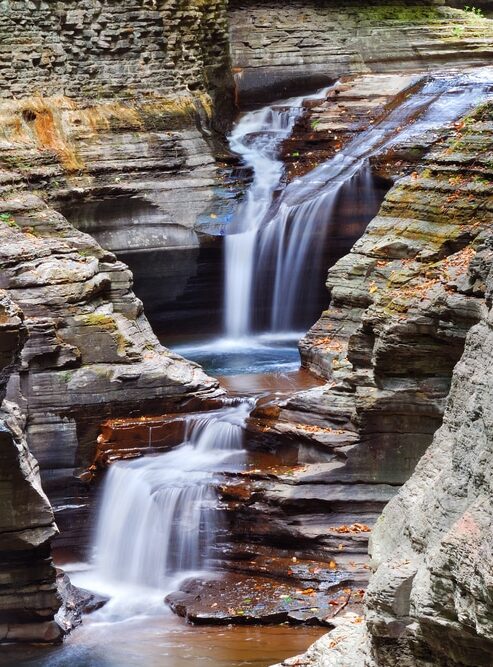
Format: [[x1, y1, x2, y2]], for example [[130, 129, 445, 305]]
[[0, 191, 221, 548], [0, 0, 231, 550], [0, 292, 60, 644], [229, 0, 493, 104], [272, 100, 493, 667]]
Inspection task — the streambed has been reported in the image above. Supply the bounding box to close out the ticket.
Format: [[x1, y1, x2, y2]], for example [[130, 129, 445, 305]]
[[28, 69, 493, 667]]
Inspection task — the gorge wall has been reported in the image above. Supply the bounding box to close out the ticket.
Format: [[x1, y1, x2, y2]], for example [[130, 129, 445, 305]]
[[229, 0, 493, 104], [0, 0, 233, 555], [1, 0, 232, 118], [0, 292, 60, 644], [273, 97, 493, 667], [1, 0, 493, 650]]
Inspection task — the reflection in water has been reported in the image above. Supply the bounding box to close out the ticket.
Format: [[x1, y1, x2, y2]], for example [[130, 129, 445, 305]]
[[0, 616, 324, 667], [172, 334, 303, 376]]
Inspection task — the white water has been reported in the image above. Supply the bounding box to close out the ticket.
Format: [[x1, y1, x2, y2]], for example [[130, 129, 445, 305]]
[[224, 87, 332, 339], [82, 403, 250, 618], [224, 68, 493, 338]]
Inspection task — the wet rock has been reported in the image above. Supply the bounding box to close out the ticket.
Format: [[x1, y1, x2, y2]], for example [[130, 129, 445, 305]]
[[271, 100, 493, 667], [166, 570, 364, 627], [0, 192, 222, 552], [55, 571, 108, 633]]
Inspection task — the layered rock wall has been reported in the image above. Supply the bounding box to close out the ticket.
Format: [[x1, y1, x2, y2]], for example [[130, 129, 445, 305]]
[[0, 0, 231, 115], [229, 0, 493, 103], [0, 292, 60, 644], [0, 1, 233, 551], [0, 1, 236, 342], [0, 192, 221, 549], [365, 240, 493, 666], [251, 77, 493, 612], [272, 99, 493, 667]]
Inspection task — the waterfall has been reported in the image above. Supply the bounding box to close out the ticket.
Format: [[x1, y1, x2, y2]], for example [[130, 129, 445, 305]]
[[224, 71, 493, 338], [92, 403, 250, 590], [224, 87, 332, 339]]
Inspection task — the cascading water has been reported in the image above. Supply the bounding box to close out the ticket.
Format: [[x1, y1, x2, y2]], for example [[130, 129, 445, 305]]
[[224, 87, 332, 339], [224, 70, 493, 338], [92, 403, 250, 592]]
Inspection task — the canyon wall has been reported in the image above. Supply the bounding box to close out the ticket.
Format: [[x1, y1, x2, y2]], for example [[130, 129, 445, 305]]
[[0, 0, 233, 551], [0, 0, 237, 337], [273, 98, 493, 667], [229, 0, 493, 104], [248, 71, 491, 592], [0, 292, 61, 644], [1, 0, 232, 120]]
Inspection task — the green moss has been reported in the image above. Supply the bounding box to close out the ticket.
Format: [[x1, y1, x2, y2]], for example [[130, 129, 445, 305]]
[[0, 212, 20, 229], [60, 370, 73, 383], [80, 313, 117, 329], [116, 333, 131, 355], [356, 5, 443, 23]]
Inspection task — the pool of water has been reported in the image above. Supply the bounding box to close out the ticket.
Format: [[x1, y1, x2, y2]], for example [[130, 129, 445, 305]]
[[0, 610, 323, 667], [171, 334, 303, 377], [0, 562, 325, 667]]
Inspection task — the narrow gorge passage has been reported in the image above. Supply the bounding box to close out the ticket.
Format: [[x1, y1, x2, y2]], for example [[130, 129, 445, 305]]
[[2, 2, 493, 666], [170, 69, 492, 379], [11, 66, 490, 667]]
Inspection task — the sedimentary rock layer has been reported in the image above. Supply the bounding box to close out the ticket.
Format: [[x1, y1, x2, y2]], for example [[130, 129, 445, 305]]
[[0, 0, 236, 330], [0, 0, 235, 551], [0, 292, 60, 644], [229, 0, 493, 104], [0, 0, 232, 117], [271, 99, 493, 667], [249, 82, 492, 617], [0, 192, 221, 548]]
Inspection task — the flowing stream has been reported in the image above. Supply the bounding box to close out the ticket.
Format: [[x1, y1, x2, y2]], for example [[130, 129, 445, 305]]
[[19, 67, 493, 667], [84, 403, 250, 608], [224, 86, 332, 338]]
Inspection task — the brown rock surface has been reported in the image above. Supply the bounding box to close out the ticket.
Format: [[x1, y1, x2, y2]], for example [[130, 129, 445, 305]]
[[247, 87, 492, 613], [271, 100, 493, 667], [0, 192, 221, 550]]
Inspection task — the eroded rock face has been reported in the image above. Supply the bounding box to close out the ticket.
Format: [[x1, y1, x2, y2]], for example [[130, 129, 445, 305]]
[[271, 101, 493, 667], [0, 193, 221, 550], [249, 92, 492, 625], [229, 0, 493, 105], [0, 0, 237, 343], [364, 255, 493, 665], [0, 0, 232, 118], [0, 292, 61, 644], [0, 0, 235, 554]]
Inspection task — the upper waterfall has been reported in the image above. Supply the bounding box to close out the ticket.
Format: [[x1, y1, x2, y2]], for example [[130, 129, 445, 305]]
[[224, 87, 333, 339], [224, 71, 493, 339]]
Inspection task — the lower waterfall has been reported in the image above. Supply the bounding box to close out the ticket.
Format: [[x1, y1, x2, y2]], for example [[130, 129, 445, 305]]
[[91, 403, 249, 592]]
